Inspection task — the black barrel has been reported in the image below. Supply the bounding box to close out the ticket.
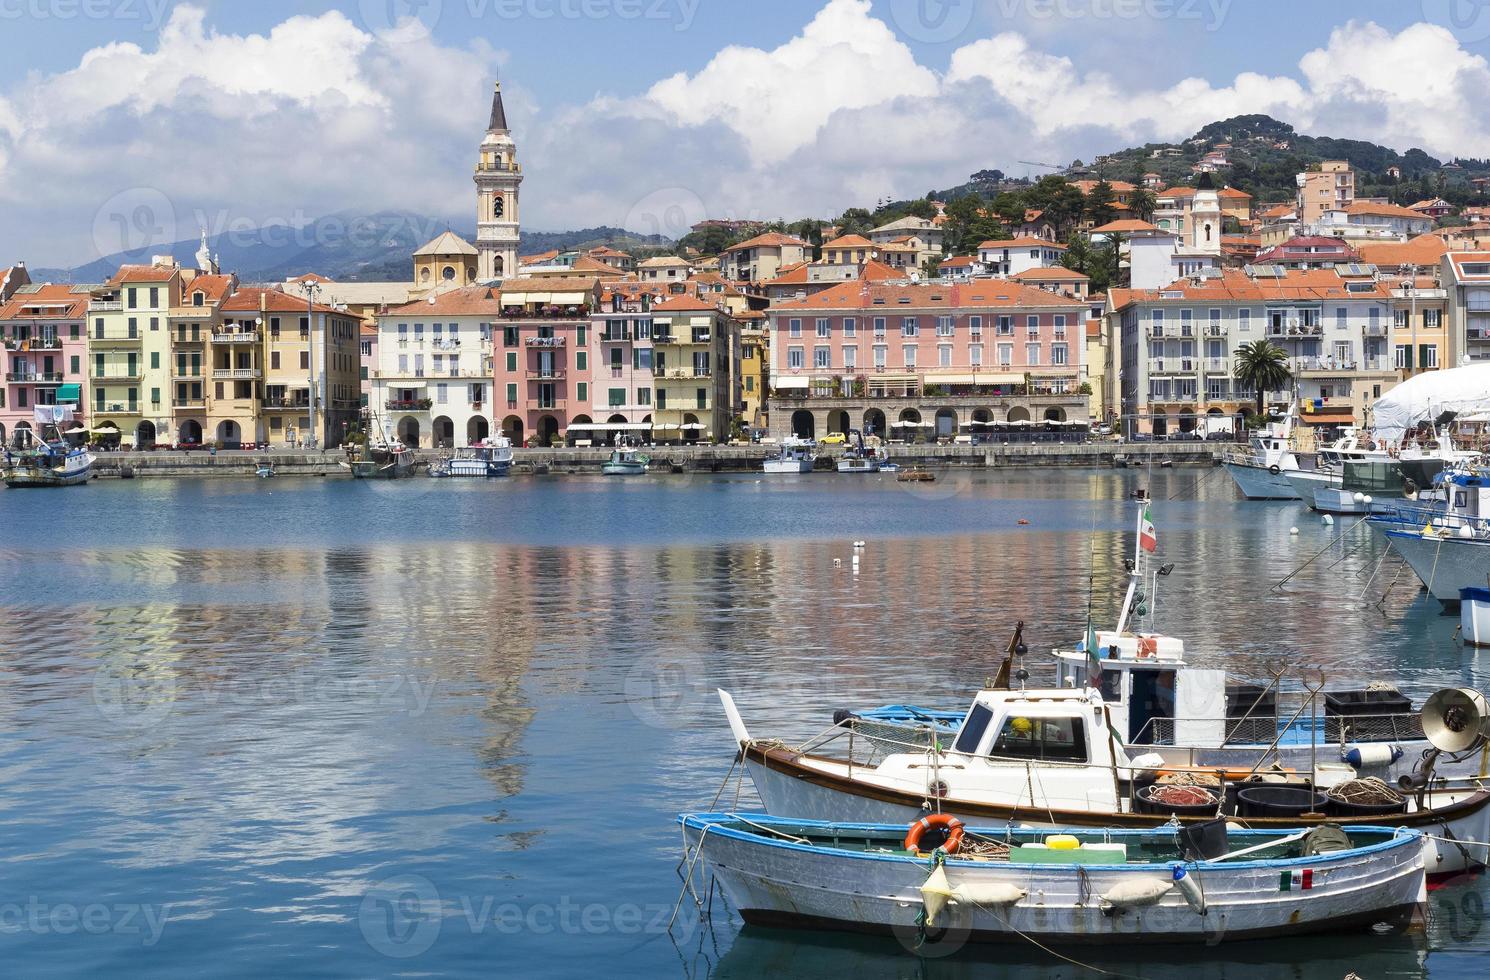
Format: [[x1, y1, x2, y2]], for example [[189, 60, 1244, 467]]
[[1236, 784, 1328, 818], [1136, 783, 1219, 817], [1327, 794, 1409, 818]]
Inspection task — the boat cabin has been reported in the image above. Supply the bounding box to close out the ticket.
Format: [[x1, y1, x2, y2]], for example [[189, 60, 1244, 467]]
[[1441, 471, 1490, 523], [1050, 630, 1226, 746]]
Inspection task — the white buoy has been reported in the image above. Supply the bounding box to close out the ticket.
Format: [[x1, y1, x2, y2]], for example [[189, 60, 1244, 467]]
[[1353, 492, 1365, 504], [1363, 495, 1373, 505], [1322, 514, 1334, 526], [1290, 527, 1300, 535]]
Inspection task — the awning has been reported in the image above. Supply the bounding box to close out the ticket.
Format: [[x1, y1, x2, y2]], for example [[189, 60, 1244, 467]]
[[774, 377, 809, 390], [56, 384, 81, 402], [971, 372, 1025, 385], [566, 423, 596, 431], [680, 423, 705, 430], [933, 374, 978, 385]]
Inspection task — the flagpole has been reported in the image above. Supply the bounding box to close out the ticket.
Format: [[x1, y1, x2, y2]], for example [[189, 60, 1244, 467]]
[[1115, 499, 1143, 634]]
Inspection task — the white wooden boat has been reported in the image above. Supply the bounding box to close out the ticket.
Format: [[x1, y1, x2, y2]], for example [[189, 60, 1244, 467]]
[[764, 438, 816, 474], [601, 449, 649, 475], [1221, 416, 1303, 500], [446, 438, 513, 477], [680, 813, 1427, 945], [3, 443, 93, 487]]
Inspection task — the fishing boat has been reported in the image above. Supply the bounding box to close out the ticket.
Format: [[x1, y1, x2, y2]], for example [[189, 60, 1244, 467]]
[[2, 441, 93, 487], [679, 813, 1426, 945], [255, 462, 274, 479], [1221, 414, 1305, 500], [342, 440, 415, 479], [763, 438, 816, 474], [445, 437, 513, 478], [1373, 468, 1490, 603], [601, 448, 650, 476], [835, 430, 881, 474]]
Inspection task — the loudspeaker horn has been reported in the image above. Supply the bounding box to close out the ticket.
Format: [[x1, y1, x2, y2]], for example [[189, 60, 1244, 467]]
[[1422, 688, 1490, 753]]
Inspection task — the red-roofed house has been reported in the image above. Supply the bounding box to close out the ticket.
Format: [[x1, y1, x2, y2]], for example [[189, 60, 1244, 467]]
[[976, 238, 1066, 277], [0, 283, 90, 445], [719, 233, 809, 283], [768, 279, 1087, 441]]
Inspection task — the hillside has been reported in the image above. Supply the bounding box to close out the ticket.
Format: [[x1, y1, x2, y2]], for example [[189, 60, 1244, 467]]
[[33, 218, 673, 284]]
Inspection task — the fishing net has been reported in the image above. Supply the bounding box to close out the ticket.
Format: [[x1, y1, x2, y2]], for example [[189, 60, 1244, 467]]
[[958, 836, 1012, 860], [1156, 771, 1222, 788], [1326, 777, 1406, 806], [1148, 785, 1218, 807]]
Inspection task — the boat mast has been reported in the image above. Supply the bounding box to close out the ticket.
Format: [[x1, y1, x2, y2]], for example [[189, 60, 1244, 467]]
[[1114, 497, 1145, 634]]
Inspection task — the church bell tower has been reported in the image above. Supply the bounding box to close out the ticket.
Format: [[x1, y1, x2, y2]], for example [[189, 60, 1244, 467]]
[[475, 81, 522, 282]]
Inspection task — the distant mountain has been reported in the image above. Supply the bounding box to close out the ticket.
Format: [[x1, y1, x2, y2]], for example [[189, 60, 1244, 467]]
[[32, 215, 674, 284]]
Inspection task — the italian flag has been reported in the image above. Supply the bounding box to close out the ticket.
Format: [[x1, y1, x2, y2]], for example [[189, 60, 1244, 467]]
[[1139, 506, 1158, 553], [1279, 869, 1313, 891]]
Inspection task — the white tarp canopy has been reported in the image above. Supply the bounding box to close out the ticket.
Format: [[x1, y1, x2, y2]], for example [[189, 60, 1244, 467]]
[[1372, 363, 1490, 443]]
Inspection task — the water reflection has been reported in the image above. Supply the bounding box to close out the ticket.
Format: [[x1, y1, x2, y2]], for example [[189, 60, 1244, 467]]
[[0, 472, 1486, 976]]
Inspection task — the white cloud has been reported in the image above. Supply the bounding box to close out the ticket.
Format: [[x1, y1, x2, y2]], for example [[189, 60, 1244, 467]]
[[6, 4, 1490, 268]]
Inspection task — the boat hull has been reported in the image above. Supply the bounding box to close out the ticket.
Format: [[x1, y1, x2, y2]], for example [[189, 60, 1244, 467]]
[[1384, 530, 1490, 603], [684, 815, 1426, 945], [4, 467, 91, 487], [1223, 461, 1300, 500], [763, 460, 814, 474], [740, 744, 1490, 873], [447, 460, 510, 477], [836, 458, 880, 474], [601, 464, 647, 476]]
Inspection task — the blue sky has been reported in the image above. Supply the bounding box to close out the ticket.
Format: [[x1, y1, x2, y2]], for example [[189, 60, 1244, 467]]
[[3, 1, 1490, 266]]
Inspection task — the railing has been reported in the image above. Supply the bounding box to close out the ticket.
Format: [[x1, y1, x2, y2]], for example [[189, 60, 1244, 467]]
[[503, 309, 591, 320], [90, 301, 123, 312], [97, 371, 142, 381], [262, 398, 310, 409], [1267, 323, 1324, 337], [387, 399, 432, 411], [98, 402, 139, 413], [654, 368, 711, 379], [174, 333, 205, 344], [1205, 325, 1225, 337], [525, 370, 566, 380], [1365, 323, 1387, 336], [431, 339, 462, 350], [3, 335, 62, 350], [525, 337, 566, 347], [211, 331, 259, 344], [172, 398, 205, 409], [5, 372, 63, 383], [91, 331, 140, 342], [215, 368, 261, 380], [1204, 358, 1228, 372]]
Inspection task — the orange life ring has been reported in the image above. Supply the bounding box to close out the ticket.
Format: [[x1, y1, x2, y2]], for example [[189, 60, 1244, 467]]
[[1137, 636, 1158, 658], [904, 813, 965, 855]]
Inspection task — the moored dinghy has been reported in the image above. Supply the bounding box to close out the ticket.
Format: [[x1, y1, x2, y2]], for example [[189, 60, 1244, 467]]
[[679, 813, 1427, 945]]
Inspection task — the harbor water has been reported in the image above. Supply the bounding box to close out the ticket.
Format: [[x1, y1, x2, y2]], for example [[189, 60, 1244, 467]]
[[1, 469, 1488, 978]]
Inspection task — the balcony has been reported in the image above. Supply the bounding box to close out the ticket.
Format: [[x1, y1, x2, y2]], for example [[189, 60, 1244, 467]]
[[96, 402, 140, 415], [1266, 321, 1324, 338], [503, 307, 591, 320], [5, 372, 63, 383], [97, 371, 142, 382], [90, 331, 141, 345], [263, 395, 311, 410], [1468, 301, 1490, 314], [172, 398, 205, 410], [1365, 323, 1387, 337], [525, 370, 566, 380], [214, 368, 262, 380], [431, 339, 462, 351], [387, 398, 433, 411], [1205, 325, 1225, 337], [525, 336, 566, 347], [1204, 358, 1229, 372], [654, 367, 712, 380], [212, 330, 259, 344], [4, 335, 62, 351], [90, 300, 123, 313]]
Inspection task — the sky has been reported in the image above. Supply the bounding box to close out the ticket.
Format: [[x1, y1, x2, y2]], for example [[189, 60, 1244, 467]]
[[3, 0, 1490, 267]]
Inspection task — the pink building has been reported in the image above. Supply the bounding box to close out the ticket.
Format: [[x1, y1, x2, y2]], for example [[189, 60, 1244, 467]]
[[0, 284, 89, 445], [768, 279, 1087, 441], [583, 282, 671, 443], [493, 278, 600, 447]]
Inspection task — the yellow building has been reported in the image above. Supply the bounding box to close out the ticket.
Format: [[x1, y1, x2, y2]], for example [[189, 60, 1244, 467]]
[[88, 263, 180, 447], [1084, 314, 1109, 422], [413, 231, 479, 293], [1389, 276, 1450, 379], [649, 295, 736, 442], [736, 310, 768, 433], [169, 273, 236, 446]]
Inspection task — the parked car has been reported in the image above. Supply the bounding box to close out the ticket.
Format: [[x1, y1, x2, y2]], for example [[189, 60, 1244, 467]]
[[819, 432, 847, 446]]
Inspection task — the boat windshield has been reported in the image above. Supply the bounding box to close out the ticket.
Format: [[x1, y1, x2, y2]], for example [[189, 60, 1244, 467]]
[[953, 703, 993, 754]]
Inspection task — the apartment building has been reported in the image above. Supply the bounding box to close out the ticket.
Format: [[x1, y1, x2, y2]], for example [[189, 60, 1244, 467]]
[[0, 284, 89, 445], [637, 256, 693, 283], [585, 283, 662, 440], [768, 279, 1087, 442], [1109, 268, 1397, 436], [373, 286, 499, 449], [1388, 276, 1450, 378], [737, 310, 769, 431], [492, 278, 599, 447], [87, 264, 179, 447], [976, 238, 1066, 277], [649, 294, 736, 443], [1297, 160, 1355, 225], [1317, 202, 1435, 242], [719, 233, 809, 283], [1443, 251, 1490, 365]]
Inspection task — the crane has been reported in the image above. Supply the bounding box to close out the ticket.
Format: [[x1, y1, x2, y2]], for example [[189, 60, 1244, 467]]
[[1018, 160, 1064, 171]]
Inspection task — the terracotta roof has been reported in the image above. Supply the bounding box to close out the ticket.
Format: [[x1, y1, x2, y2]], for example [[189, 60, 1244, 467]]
[[939, 255, 975, 267], [637, 255, 691, 268], [1261, 204, 1295, 220], [1446, 252, 1490, 279], [1341, 201, 1432, 220], [220, 286, 346, 316], [1085, 318, 1102, 339], [587, 246, 632, 258], [361, 323, 379, 337], [383, 285, 502, 316], [1009, 268, 1089, 281], [1090, 219, 1161, 234], [763, 262, 812, 286], [723, 232, 807, 253], [521, 250, 561, 265], [652, 294, 720, 313], [290, 272, 332, 284], [773, 279, 1084, 311], [568, 255, 628, 276], [978, 237, 1067, 250], [1357, 234, 1450, 269], [183, 274, 235, 305], [823, 234, 876, 249], [1109, 268, 1391, 309], [860, 260, 901, 281], [110, 264, 178, 284], [414, 231, 478, 257], [1218, 188, 1253, 200], [499, 277, 601, 294], [0, 283, 89, 320], [1070, 179, 1136, 194], [734, 310, 768, 320]]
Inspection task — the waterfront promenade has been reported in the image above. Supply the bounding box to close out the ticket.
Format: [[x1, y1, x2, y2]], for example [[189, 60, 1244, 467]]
[[77, 442, 1220, 478]]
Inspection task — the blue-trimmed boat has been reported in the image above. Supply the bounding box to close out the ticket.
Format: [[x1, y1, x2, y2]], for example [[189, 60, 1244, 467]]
[[680, 813, 1426, 945]]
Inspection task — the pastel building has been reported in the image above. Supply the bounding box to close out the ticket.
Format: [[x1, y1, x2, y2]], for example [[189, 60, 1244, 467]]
[[87, 264, 179, 447], [768, 279, 1088, 442], [649, 294, 736, 443], [166, 272, 235, 447], [493, 278, 600, 447], [0, 284, 90, 445], [586, 283, 665, 440], [373, 286, 499, 448], [719, 233, 809, 283]]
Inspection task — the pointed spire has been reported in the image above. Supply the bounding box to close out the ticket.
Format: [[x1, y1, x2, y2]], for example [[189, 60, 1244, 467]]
[[488, 80, 508, 133]]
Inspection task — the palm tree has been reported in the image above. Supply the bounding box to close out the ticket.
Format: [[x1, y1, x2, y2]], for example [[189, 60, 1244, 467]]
[[1129, 188, 1157, 222], [1233, 340, 1292, 418]]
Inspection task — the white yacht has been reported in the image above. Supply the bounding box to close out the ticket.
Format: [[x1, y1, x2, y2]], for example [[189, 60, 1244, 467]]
[[763, 437, 816, 474], [1221, 414, 1303, 499]]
